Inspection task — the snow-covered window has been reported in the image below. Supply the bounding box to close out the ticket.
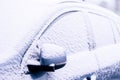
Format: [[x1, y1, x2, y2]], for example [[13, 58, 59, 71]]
[[39, 12, 90, 54], [88, 13, 115, 47]]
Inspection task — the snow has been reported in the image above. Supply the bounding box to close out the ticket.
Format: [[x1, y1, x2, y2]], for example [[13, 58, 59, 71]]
[[41, 43, 66, 65], [46, 50, 98, 80], [45, 43, 120, 80], [93, 43, 120, 69], [0, 0, 120, 80], [0, 0, 58, 62], [39, 11, 90, 54]]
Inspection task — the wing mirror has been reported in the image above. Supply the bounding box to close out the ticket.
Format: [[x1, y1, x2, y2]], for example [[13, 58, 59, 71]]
[[27, 44, 66, 73]]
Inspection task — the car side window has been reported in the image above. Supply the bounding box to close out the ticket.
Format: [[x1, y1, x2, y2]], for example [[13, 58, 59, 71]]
[[88, 12, 115, 47], [38, 12, 90, 54]]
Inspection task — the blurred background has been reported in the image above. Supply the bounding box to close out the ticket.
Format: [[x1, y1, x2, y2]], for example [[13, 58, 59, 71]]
[[84, 0, 120, 16]]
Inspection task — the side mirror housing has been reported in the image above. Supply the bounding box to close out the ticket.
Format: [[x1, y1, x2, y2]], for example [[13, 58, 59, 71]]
[[27, 44, 66, 73]]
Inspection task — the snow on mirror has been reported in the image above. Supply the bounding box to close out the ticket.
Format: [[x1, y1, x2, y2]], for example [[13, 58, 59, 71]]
[[27, 43, 66, 73]]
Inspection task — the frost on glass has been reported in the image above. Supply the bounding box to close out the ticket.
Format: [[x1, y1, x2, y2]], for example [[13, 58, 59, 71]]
[[88, 13, 115, 47], [38, 12, 90, 54]]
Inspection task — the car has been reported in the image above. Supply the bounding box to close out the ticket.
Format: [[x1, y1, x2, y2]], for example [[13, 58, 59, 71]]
[[0, 0, 120, 80]]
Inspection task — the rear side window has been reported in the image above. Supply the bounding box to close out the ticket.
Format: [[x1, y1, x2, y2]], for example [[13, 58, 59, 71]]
[[88, 12, 115, 47]]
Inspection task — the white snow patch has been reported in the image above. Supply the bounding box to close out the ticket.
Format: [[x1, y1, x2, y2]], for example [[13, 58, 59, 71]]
[[41, 43, 66, 65], [47, 50, 98, 80], [93, 43, 120, 69]]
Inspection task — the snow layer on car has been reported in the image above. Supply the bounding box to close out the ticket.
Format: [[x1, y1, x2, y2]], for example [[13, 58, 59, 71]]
[[0, 0, 120, 80]]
